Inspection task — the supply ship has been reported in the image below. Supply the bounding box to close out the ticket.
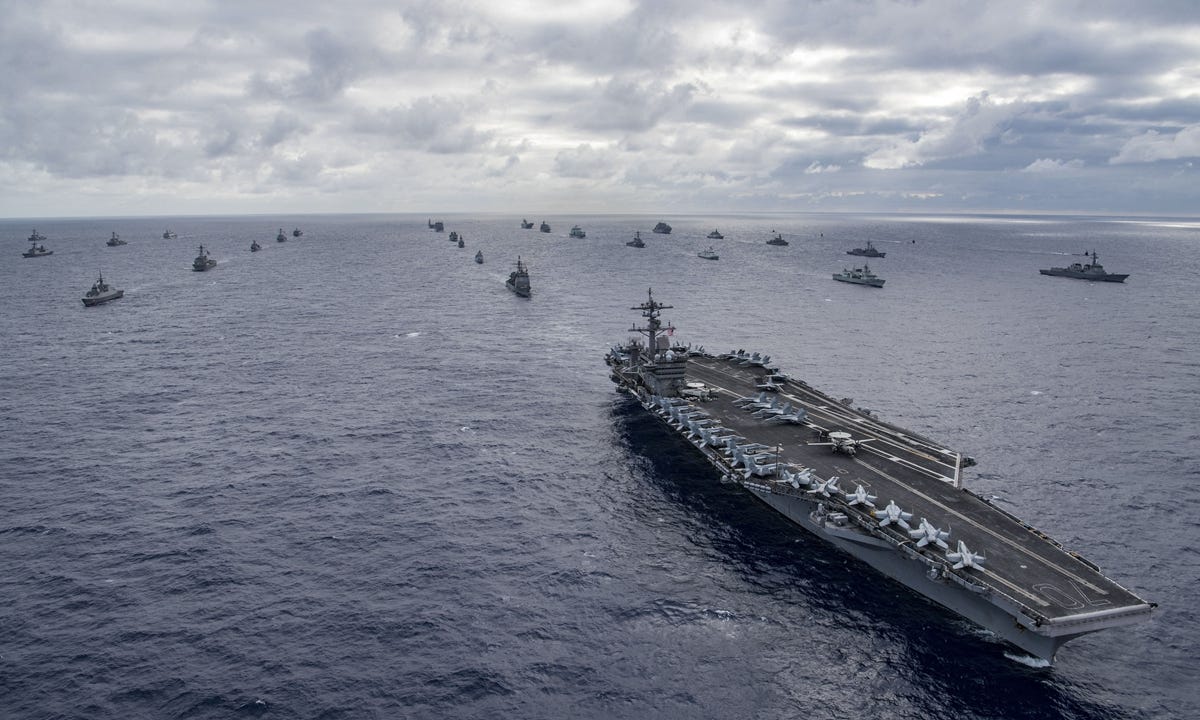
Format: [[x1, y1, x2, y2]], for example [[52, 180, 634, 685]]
[[606, 289, 1153, 662]]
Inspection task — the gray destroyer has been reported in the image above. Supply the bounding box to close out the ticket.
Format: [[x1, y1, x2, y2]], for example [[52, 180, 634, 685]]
[[23, 230, 52, 258], [1040, 251, 1128, 283], [606, 289, 1152, 662]]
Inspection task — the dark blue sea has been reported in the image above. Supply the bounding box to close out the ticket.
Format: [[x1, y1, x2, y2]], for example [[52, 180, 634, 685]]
[[2, 213, 1198, 719]]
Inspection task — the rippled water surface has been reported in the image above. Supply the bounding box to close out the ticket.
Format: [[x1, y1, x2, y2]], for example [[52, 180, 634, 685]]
[[2, 213, 1198, 719]]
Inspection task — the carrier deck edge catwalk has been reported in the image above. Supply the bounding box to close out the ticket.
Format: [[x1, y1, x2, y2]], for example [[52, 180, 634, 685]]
[[606, 289, 1153, 662]]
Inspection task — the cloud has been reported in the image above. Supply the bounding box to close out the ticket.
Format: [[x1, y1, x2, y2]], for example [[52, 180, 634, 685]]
[[864, 93, 1022, 169], [2, 0, 1200, 216], [259, 112, 306, 149], [1109, 125, 1200, 164], [805, 162, 841, 174], [553, 143, 619, 178], [250, 28, 372, 102], [353, 96, 495, 154], [1023, 158, 1084, 172], [573, 77, 700, 133]]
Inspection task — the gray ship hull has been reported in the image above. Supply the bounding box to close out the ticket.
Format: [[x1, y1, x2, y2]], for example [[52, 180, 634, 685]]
[[82, 290, 124, 307], [1039, 268, 1127, 282], [607, 290, 1152, 662], [745, 485, 1063, 659]]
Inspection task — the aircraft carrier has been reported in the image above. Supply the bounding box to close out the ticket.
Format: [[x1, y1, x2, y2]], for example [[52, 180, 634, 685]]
[[606, 289, 1153, 662]]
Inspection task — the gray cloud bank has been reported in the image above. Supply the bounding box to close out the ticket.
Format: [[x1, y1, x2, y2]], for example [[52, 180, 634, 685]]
[[2, 0, 1199, 217]]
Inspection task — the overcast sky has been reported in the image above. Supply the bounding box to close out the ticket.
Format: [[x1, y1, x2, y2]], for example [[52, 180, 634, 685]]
[[3, 0, 1200, 218]]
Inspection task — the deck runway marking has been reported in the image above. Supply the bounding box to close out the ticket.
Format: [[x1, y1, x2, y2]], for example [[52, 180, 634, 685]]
[[691, 360, 1110, 594], [853, 458, 1109, 595], [981, 569, 1051, 607]]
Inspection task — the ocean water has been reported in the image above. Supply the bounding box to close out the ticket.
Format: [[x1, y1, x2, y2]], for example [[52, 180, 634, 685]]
[[1, 213, 1197, 719]]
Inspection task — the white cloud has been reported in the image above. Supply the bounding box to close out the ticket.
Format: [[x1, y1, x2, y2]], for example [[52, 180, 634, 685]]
[[1023, 158, 1084, 172], [864, 93, 1022, 169], [1109, 125, 1200, 164]]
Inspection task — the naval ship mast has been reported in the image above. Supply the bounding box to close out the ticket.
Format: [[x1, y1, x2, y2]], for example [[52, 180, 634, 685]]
[[623, 289, 688, 397], [628, 289, 674, 366]]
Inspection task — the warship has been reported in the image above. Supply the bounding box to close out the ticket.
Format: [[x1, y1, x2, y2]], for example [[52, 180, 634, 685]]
[[833, 263, 886, 287], [276, 228, 287, 243], [192, 244, 216, 272], [506, 256, 531, 297], [163, 229, 177, 239], [707, 229, 724, 240], [429, 219, 445, 232], [1040, 251, 1128, 283], [606, 289, 1153, 662], [475, 249, 484, 264], [450, 231, 459, 242], [250, 240, 262, 252], [766, 231, 788, 246], [570, 225, 587, 239], [292, 228, 303, 237], [652, 221, 672, 234], [106, 232, 127, 247], [626, 231, 645, 248], [847, 240, 885, 258], [698, 247, 719, 260], [81, 271, 123, 306], [521, 219, 535, 229], [540, 221, 552, 233], [22, 231, 53, 258]]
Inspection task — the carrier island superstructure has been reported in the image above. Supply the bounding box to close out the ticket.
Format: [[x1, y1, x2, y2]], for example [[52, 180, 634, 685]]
[[606, 289, 1153, 662]]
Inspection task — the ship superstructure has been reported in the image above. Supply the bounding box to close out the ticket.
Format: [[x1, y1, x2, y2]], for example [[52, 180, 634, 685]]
[[606, 289, 1153, 662]]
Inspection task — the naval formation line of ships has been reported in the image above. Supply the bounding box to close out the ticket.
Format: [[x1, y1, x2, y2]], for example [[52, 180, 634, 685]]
[[20, 217, 1147, 657], [22, 218, 1130, 308]]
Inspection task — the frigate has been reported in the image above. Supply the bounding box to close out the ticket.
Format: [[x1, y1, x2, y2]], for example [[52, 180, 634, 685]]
[[833, 263, 885, 287], [192, 244, 216, 272], [606, 289, 1153, 662], [81, 271, 123, 306]]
